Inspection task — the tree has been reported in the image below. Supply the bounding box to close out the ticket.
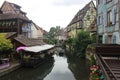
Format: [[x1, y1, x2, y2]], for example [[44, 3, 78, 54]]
[[74, 30, 93, 58], [48, 26, 61, 44], [0, 34, 13, 52], [66, 37, 75, 52], [49, 27, 56, 38]]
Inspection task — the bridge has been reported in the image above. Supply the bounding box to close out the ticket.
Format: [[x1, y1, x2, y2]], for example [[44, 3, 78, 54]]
[[95, 44, 120, 80]]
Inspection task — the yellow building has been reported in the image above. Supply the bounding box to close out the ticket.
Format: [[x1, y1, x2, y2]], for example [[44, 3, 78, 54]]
[[67, 1, 96, 38]]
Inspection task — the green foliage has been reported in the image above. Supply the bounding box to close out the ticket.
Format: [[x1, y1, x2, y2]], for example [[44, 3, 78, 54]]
[[66, 37, 75, 52], [48, 26, 60, 44], [49, 38, 57, 44], [90, 55, 96, 65], [49, 27, 56, 38], [66, 31, 93, 58], [91, 32, 97, 43], [0, 34, 13, 51], [74, 31, 93, 58]]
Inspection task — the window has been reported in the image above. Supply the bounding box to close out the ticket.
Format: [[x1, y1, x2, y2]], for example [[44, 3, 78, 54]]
[[76, 22, 79, 29], [104, 35, 107, 44], [87, 15, 90, 20], [67, 27, 71, 32], [108, 35, 112, 44], [107, 10, 112, 26], [113, 35, 116, 44], [98, 35, 102, 43], [98, 0, 100, 5], [106, 0, 112, 3], [98, 16, 102, 25], [114, 7, 117, 24], [91, 9, 94, 14]]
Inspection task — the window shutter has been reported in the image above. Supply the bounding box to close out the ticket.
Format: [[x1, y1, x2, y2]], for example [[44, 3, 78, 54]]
[[102, 14, 105, 32], [97, 16, 99, 25], [96, 0, 98, 6], [114, 0, 118, 4], [103, 12, 107, 27], [103, 0, 106, 4], [112, 6, 117, 25], [113, 35, 116, 44], [103, 34, 107, 44], [112, 7, 115, 25]]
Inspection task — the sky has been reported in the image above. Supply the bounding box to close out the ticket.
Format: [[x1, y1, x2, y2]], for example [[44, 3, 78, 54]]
[[0, 0, 96, 31]]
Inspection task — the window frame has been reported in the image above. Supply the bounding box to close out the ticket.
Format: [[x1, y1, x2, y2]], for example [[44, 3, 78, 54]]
[[98, 0, 100, 5], [98, 16, 102, 25], [107, 10, 112, 26], [106, 0, 112, 4]]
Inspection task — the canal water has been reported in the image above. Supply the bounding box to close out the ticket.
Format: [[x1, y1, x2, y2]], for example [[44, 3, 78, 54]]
[[0, 54, 90, 80]]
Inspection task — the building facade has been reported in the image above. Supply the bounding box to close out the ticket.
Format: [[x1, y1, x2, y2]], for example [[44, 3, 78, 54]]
[[97, 0, 120, 44], [0, 1, 44, 49], [55, 28, 67, 41], [0, 1, 31, 37], [31, 22, 43, 39], [0, 1, 43, 39], [66, 1, 96, 38]]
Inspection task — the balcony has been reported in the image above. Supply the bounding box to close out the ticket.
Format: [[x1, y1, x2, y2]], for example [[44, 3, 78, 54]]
[[106, 26, 114, 33], [22, 27, 31, 32]]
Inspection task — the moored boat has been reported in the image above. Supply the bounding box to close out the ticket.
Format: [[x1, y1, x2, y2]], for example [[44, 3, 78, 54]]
[[17, 44, 55, 68]]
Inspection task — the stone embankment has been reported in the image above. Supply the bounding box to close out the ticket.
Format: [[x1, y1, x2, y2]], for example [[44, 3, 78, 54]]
[[0, 62, 20, 77]]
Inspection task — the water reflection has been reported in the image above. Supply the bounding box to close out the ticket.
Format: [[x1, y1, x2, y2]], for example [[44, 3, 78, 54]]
[[0, 53, 90, 80], [0, 58, 54, 80], [44, 55, 75, 80], [66, 54, 90, 80]]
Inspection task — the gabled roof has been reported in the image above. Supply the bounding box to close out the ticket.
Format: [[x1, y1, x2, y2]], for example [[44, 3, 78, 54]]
[[1, 1, 20, 9], [43, 30, 48, 35], [9, 2, 21, 9], [0, 13, 29, 21], [32, 22, 43, 31], [5, 32, 17, 39], [0, 1, 26, 14], [10, 2, 26, 14], [14, 35, 45, 46], [67, 1, 96, 26]]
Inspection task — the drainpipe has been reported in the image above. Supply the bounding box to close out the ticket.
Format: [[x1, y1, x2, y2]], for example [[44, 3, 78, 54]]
[[118, 0, 120, 44], [96, 1, 98, 44]]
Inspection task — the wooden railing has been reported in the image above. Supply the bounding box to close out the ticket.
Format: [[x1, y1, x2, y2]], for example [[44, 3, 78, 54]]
[[95, 44, 120, 57], [94, 44, 120, 80], [98, 54, 117, 80], [95, 54, 111, 80]]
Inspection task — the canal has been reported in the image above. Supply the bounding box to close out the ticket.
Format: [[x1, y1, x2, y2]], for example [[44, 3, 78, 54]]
[[0, 53, 90, 80]]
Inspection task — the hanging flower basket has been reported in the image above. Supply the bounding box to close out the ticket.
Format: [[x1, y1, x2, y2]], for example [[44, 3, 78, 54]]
[[108, 22, 112, 26]]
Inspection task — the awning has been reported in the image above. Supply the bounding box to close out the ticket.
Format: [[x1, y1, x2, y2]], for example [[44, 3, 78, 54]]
[[22, 44, 55, 53]]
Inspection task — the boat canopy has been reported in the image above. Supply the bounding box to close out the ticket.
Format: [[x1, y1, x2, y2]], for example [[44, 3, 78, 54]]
[[22, 44, 54, 53]]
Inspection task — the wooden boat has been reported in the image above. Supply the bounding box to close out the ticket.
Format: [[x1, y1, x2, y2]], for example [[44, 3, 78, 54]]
[[18, 44, 55, 68]]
